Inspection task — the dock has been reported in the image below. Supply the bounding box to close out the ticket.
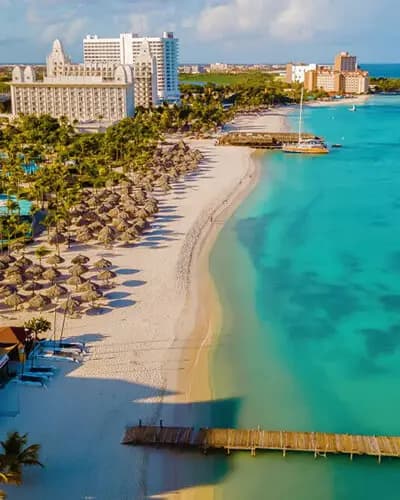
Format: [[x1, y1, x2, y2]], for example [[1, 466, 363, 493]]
[[218, 132, 319, 149], [122, 424, 400, 462]]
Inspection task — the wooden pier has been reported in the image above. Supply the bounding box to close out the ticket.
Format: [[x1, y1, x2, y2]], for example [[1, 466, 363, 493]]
[[122, 425, 400, 462], [218, 132, 319, 149]]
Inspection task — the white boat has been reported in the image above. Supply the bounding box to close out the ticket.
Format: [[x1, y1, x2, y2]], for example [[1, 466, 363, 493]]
[[349, 104, 356, 112], [282, 87, 329, 155]]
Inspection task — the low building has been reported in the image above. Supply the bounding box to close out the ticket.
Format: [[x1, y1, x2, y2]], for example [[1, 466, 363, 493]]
[[10, 39, 135, 123]]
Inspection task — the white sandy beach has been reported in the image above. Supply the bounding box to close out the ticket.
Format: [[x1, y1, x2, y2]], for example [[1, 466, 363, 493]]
[[0, 110, 289, 500]]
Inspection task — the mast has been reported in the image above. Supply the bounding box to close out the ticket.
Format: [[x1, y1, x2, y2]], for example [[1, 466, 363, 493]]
[[298, 86, 304, 143]]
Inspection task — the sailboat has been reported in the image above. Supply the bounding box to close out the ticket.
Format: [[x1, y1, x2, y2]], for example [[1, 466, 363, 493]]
[[282, 87, 329, 155], [349, 104, 356, 112]]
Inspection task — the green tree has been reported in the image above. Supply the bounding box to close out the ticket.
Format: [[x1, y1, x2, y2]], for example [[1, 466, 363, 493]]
[[24, 317, 52, 339], [0, 432, 43, 486]]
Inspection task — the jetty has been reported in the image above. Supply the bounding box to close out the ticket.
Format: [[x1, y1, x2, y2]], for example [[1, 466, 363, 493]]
[[218, 132, 319, 149], [122, 424, 400, 462]]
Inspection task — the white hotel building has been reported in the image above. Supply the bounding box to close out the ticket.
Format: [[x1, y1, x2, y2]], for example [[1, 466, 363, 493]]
[[83, 32, 180, 103], [11, 40, 135, 123]]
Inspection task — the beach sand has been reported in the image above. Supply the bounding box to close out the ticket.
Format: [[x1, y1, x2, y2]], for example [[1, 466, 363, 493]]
[[0, 109, 289, 500]]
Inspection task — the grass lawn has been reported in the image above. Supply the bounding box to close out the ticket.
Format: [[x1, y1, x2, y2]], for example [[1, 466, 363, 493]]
[[179, 71, 280, 87]]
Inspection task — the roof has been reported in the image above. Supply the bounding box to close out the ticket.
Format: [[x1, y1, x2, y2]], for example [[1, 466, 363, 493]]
[[0, 326, 28, 347]]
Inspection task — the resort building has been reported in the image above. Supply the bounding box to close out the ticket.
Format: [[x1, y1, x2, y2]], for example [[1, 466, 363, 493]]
[[286, 63, 317, 84], [10, 40, 135, 123], [334, 51, 357, 72], [304, 66, 369, 95], [133, 40, 158, 108], [83, 32, 180, 103]]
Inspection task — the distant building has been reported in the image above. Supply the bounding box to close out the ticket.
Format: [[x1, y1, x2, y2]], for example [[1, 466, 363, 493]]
[[304, 66, 369, 95], [286, 63, 317, 83], [83, 32, 179, 103], [10, 40, 135, 123], [209, 62, 229, 72], [334, 51, 357, 72], [342, 71, 369, 94], [179, 65, 206, 74]]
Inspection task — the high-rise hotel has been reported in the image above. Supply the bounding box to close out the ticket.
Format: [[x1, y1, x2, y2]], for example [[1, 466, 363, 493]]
[[83, 32, 180, 103]]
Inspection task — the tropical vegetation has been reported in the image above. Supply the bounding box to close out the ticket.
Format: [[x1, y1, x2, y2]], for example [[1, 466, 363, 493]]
[[0, 431, 42, 497]]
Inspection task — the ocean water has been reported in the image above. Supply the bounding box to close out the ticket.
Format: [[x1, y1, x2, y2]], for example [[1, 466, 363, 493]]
[[362, 64, 400, 78], [209, 96, 400, 499]]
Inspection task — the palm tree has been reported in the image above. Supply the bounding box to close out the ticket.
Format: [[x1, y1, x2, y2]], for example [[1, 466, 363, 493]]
[[0, 432, 43, 485]]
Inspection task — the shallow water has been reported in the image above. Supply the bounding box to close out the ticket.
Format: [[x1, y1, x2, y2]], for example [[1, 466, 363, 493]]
[[209, 96, 400, 499]]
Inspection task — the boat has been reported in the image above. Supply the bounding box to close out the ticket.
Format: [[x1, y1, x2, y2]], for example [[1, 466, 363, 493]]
[[282, 87, 329, 155], [331, 143, 342, 148], [349, 104, 356, 112]]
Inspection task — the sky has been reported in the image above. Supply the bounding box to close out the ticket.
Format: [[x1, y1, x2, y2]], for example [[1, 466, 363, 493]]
[[1, 0, 399, 64]]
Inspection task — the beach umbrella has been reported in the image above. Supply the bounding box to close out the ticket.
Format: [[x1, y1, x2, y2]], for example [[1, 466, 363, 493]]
[[16, 256, 33, 268], [23, 281, 43, 293], [27, 293, 51, 311], [26, 264, 45, 278], [93, 258, 112, 270], [67, 275, 87, 290], [82, 290, 103, 307], [46, 283, 68, 299], [118, 231, 136, 245], [97, 269, 117, 285], [42, 267, 61, 283], [78, 280, 100, 293], [108, 207, 121, 218], [5, 265, 22, 277], [0, 255, 15, 264], [89, 221, 103, 232], [98, 226, 116, 246], [75, 228, 94, 243], [69, 263, 89, 276], [4, 292, 25, 310], [0, 261, 8, 270], [132, 217, 147, 231], [7, 272, 25, 286], [0, 284, 16, 297], [48, 232, 66, 245], [99, 214, 112, 224], [74, 216, 92, 228], [71, 254, 90, 265], [60, 298, 80, 316], [46, 254, 65, 266], [9, 241, 25, 253]]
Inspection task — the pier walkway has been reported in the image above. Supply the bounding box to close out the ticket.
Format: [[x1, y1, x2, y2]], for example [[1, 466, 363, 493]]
[[218, 132, 318, 149], [122, 425, 400, 462]]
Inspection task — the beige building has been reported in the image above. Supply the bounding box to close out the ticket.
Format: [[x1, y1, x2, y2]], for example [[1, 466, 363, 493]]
[[11, 40, 135, 123], [133, 40, 158, 108], [334, 51, 357, 72]]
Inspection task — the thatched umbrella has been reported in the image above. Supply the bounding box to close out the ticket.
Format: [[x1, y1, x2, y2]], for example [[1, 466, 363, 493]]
[[78, 280, 100, 293], [71, 254, 90, 265], [97, 269, 117, 285], [93, 258, 112, 270], [9, 241, 25, 253], [7, 272, 25, 286], [28, 294, 51, 311], [108, 207, 121, 218], [46, 283, 68, 299], [16, 256, 33, 268], [23, 281, 43, 293], [0, 261, 8, 271], [118, 231, 136, 245], [5, 292, 25, 310], [0, 284, 16, 297], [132, 217, 147, 231], [67, 275, 87, 290], [82, 290, 103, 307], [0, 254, 15, 265], [43, 267, 61, 283], [75, 228, 94, 244], [48, 232, 66, 246], [69, 263, 89, 276], [98, 226, 116, 247], [26, 264, 45, 278], [46, 254, 65, 266], [74, 216, 92, 228], [89, 221, 103, 232], [5, 265, 22, 277], [99, 214, 112, 224], [60, 298, 80, 316]]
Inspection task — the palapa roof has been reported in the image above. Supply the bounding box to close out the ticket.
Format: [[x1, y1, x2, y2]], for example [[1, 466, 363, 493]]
[[0, 326, 28, 347]]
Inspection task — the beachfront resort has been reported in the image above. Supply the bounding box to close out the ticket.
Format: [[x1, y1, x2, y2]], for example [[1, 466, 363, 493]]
[[0, 9, 394, 497]]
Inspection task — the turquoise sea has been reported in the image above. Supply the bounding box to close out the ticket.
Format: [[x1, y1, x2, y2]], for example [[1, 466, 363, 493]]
[[209, 96, 400, 499]]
